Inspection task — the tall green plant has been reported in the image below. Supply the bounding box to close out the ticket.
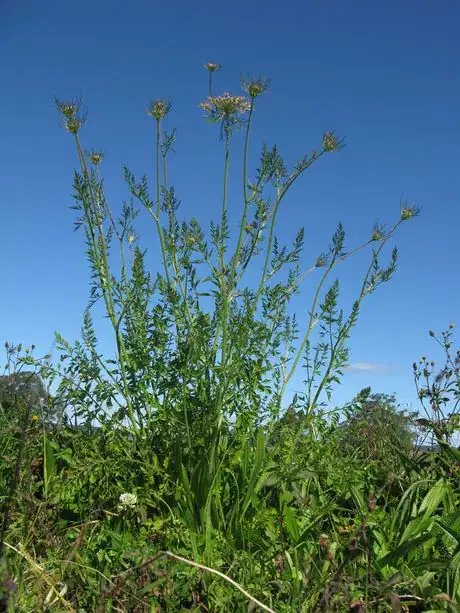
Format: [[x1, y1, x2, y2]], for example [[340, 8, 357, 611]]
[[53, 64, 416, 435], [414, 325, 460, 446], [50, 64, 418, 567]]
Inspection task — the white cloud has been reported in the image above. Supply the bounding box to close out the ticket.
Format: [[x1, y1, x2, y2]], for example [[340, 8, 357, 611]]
[[345, 362, 389, 373]]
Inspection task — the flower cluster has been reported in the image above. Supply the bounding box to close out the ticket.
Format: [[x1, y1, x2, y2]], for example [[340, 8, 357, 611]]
[[200, 92, 251, 120], [55, 97, 86, 134], [147, 99, 172, 121], [205, 62, 220, 73], [88, 150, 104, 166], [200, 93, 251, 136], [241, 76, 270, 99], [372, 224, 384, 241], [322, 131, 344, 152], [117, 492, 137, 512], [400, 204, 419, 221]]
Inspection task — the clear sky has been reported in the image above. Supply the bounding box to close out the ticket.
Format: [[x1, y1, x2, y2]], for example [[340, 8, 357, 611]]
[[1, 0, 459, 411]]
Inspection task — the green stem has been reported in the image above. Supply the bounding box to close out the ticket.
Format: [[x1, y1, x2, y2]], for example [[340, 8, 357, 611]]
[[297, 224, 400, 411], [162, 135, 192, 323], [214, 129, 231, 425], [254, 186, 281, 307], [230, 102, 254, 286], [95, 166, 130, 297], [253, 150, 327, 309], [281, 258, 337, 399], [74, 136, 138, 433], [153, 119, 172, 287], [219, 129, 230, 277]]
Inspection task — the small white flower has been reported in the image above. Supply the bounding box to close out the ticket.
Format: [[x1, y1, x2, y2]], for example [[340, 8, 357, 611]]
[[117, 492, 137, 511]]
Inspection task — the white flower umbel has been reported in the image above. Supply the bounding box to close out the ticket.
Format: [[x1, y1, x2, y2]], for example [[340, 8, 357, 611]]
[[117, 492, 138, 512]]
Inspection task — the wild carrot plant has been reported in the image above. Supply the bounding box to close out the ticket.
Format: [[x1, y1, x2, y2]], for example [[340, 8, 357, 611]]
[[50, 63, 419, 573], [8, 65, 456, 613], [53, 64, 417, 438]]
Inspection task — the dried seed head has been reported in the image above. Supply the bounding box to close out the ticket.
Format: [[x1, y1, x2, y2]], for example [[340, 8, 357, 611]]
[[55, 97, 86, 134], [89, 151, 104, 166], [147, 99, 172, 121], [65, 117, 84, 134], [400, 203, 419, 221], [241, 75, 270, 98], [56, 101, 77, 119], [322, 131, 344, 152], [372, 225, 383, 241], [205, 62, 220, 73], [319, 533, 329, 549]]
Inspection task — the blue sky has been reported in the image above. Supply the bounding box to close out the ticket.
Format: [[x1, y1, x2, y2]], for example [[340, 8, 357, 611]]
[[1, 0, 459, 411]]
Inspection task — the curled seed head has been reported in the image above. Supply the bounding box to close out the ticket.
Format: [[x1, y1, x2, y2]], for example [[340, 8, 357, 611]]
[[372, 225, 383, 241], [89, 151, 104, 166], [55, 97, 86, 134], [322, 131, 344, 152], [241, 75, 270, 99], [400, 202, 420, 221], [147, 99, 172, 120], [205, 62, 221, 73]]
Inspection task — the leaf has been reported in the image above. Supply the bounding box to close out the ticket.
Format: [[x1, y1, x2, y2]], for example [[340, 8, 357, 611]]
[[379, 532, 435, 566], [241, 429, 266, 518], [419, 480, 450, 517], [435, 515, 460, 546], [283, 505, 300, 543]]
